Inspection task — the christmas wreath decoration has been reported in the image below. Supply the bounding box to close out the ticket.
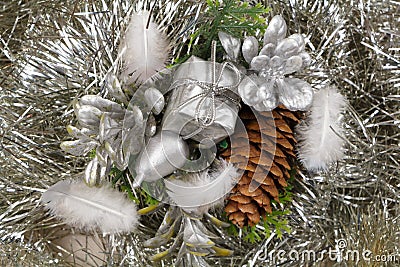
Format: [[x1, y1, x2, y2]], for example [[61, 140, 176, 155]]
[[1, 0, 399, 266]]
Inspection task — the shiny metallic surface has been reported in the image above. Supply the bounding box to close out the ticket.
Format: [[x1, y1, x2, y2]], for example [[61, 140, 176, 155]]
[[241, 14, 314, 111], [162, 57, 241, 143], [0, 0, 399, 266], [144, 87, 165, 115], [242, 36, 259, 64], [133, 131, 189, 185], [218, 31, 242, 62]]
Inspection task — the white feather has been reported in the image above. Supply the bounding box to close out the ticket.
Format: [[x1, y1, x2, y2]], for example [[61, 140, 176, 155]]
[[296, 86, 347, 171], [165, 161, 239, 214], [119, 10, 170, 84], [41, 180, 139, 233]]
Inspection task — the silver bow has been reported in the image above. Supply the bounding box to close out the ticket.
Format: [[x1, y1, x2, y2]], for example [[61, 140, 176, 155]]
[[168, 43, 242, 139], [171, 62, 241, 131]]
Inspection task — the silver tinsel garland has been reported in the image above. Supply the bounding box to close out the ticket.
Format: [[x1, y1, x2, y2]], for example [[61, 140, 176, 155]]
[[0, 0, 399, 266]]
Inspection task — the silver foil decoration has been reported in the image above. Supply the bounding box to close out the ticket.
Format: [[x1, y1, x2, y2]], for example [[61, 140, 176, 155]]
[[133, 131, 189, 186], [242, 36, 259, 64], [84, 147, 111, 186], [162, 56, 241, 143], [218, 31, 241, 62], [106, 74, 129, 105], [1, 0, 400, 266], [144, 87, 165, 115], [61, 95, 145, 185], [239, 15, 313, 111], [144, 206, 232, 265]]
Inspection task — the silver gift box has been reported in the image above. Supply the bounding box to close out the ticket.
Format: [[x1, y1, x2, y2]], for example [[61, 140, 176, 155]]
[[162, 56, 241, 144]]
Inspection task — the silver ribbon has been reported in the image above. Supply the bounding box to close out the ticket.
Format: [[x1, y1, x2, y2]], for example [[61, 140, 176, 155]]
[[169, 42, 242, 140]]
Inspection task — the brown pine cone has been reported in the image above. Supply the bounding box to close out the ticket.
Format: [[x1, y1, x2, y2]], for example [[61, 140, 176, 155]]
[[221, 104, 300, 227]]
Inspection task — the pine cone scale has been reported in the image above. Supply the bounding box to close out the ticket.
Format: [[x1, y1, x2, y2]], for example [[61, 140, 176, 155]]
[[222, 106, 300, 227]]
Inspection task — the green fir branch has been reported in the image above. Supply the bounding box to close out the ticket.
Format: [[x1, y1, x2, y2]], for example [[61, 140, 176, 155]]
[[243, 225, 262, 243], [110, 166, 159, 206], [190, 0, 269, 60]]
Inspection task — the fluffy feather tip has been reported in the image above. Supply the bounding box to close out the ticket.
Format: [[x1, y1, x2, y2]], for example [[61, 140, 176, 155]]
[[165, 160, 239, 214], [119, 10, 170, 84], [41, 180, 139, 234], [296, 86, 347, 171]]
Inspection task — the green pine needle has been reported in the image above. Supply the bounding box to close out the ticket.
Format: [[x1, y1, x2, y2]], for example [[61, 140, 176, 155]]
[[88, 148, 97, 159], [121, 184, 140, 204], [139, 186, 160, 206], [218, 139, 229, 149], [243, 225, 262, 243], [227, 223, 239, 237], [191, 0, 269, 59]]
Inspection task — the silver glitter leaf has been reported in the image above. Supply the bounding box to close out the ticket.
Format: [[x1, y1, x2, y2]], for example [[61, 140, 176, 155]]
[[99, 113, 121, 144], [259, 43, 275, 57], [144, 207, 182, 249], [218, 31, 241, 62], [176, 250, 210, 267], [238, 75, 278, 111], [192, 220, 219, 239], [145, 217, 181, 249], [287, 33, 305, 51], [242, 36, 259, 64], [121, 124, 144, 158], [277, 78, 313, 111], [284, 55, 303, 74], [60, 140, 98, 156], [76, 105, 102, 129], [84, 156, 109, 187], [274, 37, 302, 58], [95, 146, 110, 168], [256, 82, 278, 111], [66, 125, 93, 140], [299, 51, 311, 67], [270, 55, 284, 70], [263, 15, 287, 46], [144, 234, 172, 248], [183, 219, 214, 248], [106, 75, 128, 105], [104, 140, 127, 170], [238, 76, 263, 106], [250, 55, 270, 71], [122, 106, 145, 157], [80, 95, 124, 113], [144, 87, 165, 115]]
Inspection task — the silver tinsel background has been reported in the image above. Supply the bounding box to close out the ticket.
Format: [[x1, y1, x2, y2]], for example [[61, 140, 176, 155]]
[[0, 0, 399, 266]]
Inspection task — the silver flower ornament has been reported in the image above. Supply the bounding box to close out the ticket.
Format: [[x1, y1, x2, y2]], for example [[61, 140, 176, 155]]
[[239, 15, 313, 111]]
